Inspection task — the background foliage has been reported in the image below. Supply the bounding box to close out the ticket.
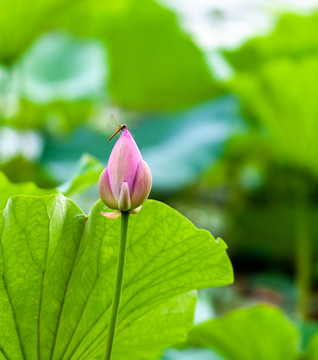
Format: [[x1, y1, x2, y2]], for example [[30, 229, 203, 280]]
[[1, 0, 318, 359]]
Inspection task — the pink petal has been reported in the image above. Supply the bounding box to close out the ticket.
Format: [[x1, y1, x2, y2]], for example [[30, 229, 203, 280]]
[[101, 211, 121, 219], [107, 129, 141, 199], [118, 181, 131, 211], [130, 205, 142, 214], [98, 168, 118, 209], [131, 160, 152, 208]]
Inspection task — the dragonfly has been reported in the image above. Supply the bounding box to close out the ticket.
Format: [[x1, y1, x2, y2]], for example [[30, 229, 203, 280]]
[[108, 115, 128, 141]]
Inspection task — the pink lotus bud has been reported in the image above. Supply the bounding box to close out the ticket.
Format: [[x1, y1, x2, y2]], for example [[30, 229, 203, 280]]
[[98, 129, 152, 216]]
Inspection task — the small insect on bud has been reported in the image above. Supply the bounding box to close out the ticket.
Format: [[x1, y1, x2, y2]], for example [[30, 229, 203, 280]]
[[98, 129, 152, 218]]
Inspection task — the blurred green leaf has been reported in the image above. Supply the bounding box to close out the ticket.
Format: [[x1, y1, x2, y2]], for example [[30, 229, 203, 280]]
[[299, 321, 318, 353], [2, 0, 221, 121], [138, 96, 246, 192], [8, 99, 93, 132], [161, 348, 223, 360], [224, 12, 318, 177], [0, 155, 58, 188], [41, 127, 109, 184], [228, 57, 318, 176], [62, 0, 221, 110], [103, 0, 220, 110], [0, 0, 76, 64], [187, 305, 298, 360], [231, 204, 305, 260], [58, 153, 103, 196], [18, 31, 106, 104], [0, 30, 105, 130], [0, 195, 233, 359], [42, 96, 245, 192], [223, 12, 318, 71], [306, 333, 318, 360], [0, 154, 104, 210], [0, 171, 54, 209]]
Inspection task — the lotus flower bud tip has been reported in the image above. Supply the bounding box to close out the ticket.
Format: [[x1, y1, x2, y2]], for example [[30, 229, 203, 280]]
[[98, 129, 152, 216]]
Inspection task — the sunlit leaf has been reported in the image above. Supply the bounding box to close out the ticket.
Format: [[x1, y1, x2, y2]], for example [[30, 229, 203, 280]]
[[0, 195, 233, 359]]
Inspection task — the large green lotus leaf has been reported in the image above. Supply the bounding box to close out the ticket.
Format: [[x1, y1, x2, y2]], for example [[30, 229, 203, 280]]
[[2, 0, 219, 112], [228, 57, 318, 175], [0, 194, 233, 359], [0, 0, 75, 64], [1, 30, 104, 129], [187, 305, 298, 360], [18, 31, 106, 104], [223, 12, 318, 177], [62, 0, 220, 110], [223, 12, 318, 71], [104, 0, 220, 110]]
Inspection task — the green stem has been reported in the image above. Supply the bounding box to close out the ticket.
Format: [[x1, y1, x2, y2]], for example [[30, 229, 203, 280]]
[[104, 211, 130, 360], [295, 203, 311, 320]]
